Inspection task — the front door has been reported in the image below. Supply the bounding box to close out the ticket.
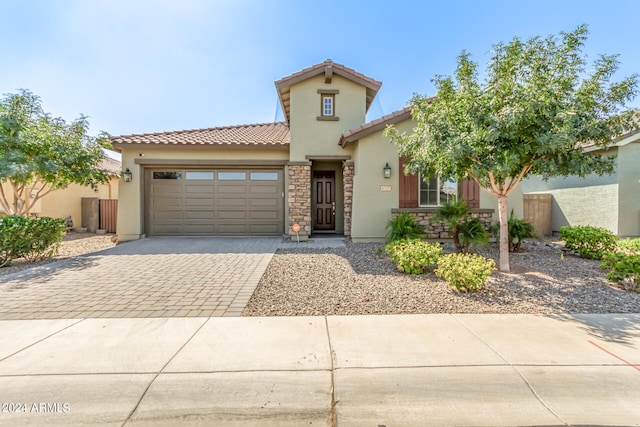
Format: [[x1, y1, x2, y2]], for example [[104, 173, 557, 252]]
[[313, 171, 335, 231]]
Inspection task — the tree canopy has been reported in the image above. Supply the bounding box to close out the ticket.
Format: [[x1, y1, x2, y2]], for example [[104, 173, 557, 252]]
[[0, 89, 112, 215], [385, 25, 638, 272]]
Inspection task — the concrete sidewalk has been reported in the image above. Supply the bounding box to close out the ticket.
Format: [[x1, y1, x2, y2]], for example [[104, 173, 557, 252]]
[[0, 313, 639, 426]]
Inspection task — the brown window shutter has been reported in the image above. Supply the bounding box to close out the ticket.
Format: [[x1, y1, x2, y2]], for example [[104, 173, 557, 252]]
[[398, 157, 418, 208], [461, 178, 480, 208]]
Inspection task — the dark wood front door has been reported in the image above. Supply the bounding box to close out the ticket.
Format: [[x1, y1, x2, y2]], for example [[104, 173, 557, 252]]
[[313, 171, 335, 231]]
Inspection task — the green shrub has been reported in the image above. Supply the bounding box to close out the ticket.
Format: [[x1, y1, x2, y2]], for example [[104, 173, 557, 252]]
[[0, 215, 66, 267], [507, 210, 536, 252], [617, 238, 640, 254], [601, 252, 640, 291], [435, 253, 496, 292], [457, 218, 489, 253], [559, 225, 617, 260], [386, 239, 442, 274], [386, 213, 425, 243], [431, 199, 488, 253]]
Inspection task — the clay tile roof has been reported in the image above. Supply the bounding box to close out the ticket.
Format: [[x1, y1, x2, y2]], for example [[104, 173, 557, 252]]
[[110, 122, 290, 151], [275, 59, 382, 124], [99, 156, 122, 176], [339, 106, 412, 147]]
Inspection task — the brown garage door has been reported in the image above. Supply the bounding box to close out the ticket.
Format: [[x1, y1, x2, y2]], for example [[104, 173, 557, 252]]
[[145, 169, 284, 236]]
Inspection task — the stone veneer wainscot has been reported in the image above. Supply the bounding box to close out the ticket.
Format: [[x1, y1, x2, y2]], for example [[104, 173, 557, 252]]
[[391, 208, 494, 239]]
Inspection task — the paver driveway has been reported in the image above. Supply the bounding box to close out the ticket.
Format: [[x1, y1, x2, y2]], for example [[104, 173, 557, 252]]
[[0, 237, 281, 320]]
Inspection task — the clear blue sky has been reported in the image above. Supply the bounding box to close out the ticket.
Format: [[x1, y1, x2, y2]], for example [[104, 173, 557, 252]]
[[3, 0, 639, 140]]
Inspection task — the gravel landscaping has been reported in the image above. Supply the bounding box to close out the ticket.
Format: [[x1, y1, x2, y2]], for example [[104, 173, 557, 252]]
[[243, 240, 640, 316]]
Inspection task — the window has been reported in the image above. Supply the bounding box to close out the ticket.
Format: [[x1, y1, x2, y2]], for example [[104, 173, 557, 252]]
[[419, 175, 458, 206], [185, 171, 214, 180], [322, 95, 334, 116], [317, 89, 339, 121], [250, 172, 279, 181], [218, 171, 247, 180], [153, 171, 181, 180]]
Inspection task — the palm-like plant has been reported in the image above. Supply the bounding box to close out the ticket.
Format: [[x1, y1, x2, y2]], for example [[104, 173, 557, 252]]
[[508, 209, 536, 252], [432, 199, 487, 253], [386, 213, 425, 243]]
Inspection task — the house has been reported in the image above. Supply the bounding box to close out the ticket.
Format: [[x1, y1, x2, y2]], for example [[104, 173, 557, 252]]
[[112, 60, 522, 242], [0, 156, 120, 228], [523, 128, 640, 237]]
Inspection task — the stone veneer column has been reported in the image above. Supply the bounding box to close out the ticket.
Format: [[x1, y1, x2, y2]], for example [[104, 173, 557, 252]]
[[342, 161, 354, 237], [287, 163, 312, 237]]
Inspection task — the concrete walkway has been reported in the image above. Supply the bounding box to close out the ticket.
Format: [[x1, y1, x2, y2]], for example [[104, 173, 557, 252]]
[[0, 237, 281, 319], [1, 313, 639, 426]]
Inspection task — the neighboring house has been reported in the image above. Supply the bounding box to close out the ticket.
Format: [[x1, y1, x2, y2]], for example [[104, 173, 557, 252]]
[[523, 129, 640, 237], [112, 60, 522, 242], [0, 156, 120, 228]]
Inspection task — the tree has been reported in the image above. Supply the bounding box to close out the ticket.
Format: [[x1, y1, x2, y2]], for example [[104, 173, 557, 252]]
[[0, 90, 112, 215], [385, 25, 638, 272]]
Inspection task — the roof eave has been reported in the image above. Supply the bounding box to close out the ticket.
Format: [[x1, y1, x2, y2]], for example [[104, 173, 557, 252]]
[[339, 107, 412, 147]]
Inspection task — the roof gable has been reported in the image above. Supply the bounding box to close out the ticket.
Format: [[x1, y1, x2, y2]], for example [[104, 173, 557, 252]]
[[275, 59, 382, 124], [340, 107, 412, 147]]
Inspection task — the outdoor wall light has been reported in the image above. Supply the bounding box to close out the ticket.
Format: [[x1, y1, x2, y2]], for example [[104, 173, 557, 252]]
[[122, 168, 133, 182], [383, 163, 392, 179]]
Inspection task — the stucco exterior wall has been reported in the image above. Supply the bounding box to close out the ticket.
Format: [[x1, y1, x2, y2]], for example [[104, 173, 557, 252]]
[[617, 142, 640, 236], [289, 74, 364, 162], [116, 146, 289, 241], [349, 122, 407, 242], [522, 150, 622, 234]]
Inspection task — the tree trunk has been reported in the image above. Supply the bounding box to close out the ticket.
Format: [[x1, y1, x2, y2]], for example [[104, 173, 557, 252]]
[[497, 194, 510, 272]]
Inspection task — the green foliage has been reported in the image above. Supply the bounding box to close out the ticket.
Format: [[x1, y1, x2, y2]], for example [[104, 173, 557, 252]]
[[0, 90, 112, 215], [456, 218, 489, 253], [508, 210, 536, 252], [385, 25, 638, 272], [385, 239, 443, 274], [431, 199, 487, 253], [601, 252, 640, 291], [435, 253, 496, 292], [617, 238, 640, 254], [386, 213, 425, 243], [559, 225, 617, 260], [0, 215, 66, 267]]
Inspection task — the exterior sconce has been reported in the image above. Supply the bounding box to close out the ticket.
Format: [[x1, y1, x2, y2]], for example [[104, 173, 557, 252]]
[[383, 163, 392, 179], [122, 168, 133, 182]]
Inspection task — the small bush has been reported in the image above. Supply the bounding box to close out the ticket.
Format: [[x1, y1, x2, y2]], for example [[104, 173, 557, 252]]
[[507, 210, 536, 252], [386, 239, 442, 274], [457, 218, 489, 253], [0, 215, 66, 267], [617, 238, 640, 254], [601, 252, 640, 292], [559, 225, 617, 260], [435, 253, 496, 292], [386, 213, 425, 243]]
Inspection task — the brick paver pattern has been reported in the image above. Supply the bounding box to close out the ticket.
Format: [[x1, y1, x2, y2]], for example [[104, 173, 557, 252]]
[[0, 237, 280, 320]]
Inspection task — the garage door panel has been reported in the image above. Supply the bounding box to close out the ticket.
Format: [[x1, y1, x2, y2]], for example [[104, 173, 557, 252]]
[[218, 210, 248, 220], [217, 198, 248, 208], [184, 225, 216, 233], [250, 210, 279, 220], [185, 211, 215, 220], [147, 168, 283, 236], [185, 198, 215, 207], [217, 224, 249, 234], [249, 224, 281, 234], [250, 184, 280, 195]]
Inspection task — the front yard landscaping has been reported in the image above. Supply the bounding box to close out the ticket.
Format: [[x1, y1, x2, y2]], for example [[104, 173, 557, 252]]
[[243, 240, 640, 316]]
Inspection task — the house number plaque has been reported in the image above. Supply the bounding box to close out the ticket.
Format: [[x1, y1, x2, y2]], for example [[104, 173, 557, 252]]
[[380, 185, 392, 192]]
